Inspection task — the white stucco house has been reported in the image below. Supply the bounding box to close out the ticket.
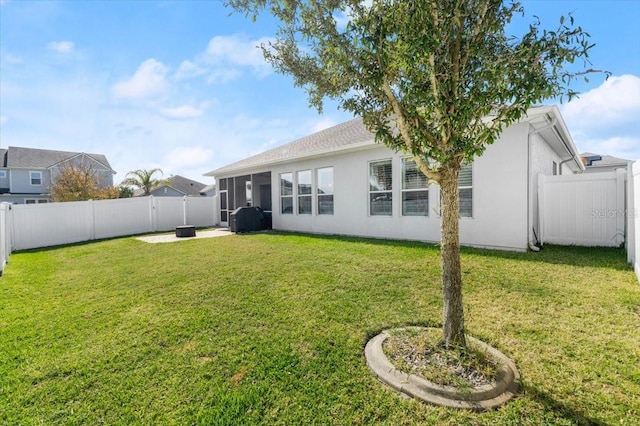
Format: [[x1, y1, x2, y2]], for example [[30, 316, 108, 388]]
[[205, 105, 584, 251]]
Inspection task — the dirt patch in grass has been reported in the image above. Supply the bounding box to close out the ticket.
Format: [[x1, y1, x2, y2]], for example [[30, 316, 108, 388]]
[[383, 328, 499, 390]]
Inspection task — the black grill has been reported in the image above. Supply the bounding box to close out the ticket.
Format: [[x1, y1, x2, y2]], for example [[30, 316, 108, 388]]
[[229, 207, 268, 233]]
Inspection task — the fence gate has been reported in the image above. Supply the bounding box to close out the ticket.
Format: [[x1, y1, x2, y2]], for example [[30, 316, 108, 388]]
[[538, 170, 626, 247]]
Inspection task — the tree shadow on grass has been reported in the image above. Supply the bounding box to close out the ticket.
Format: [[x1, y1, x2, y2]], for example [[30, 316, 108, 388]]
[[521, 382, 607, 426]]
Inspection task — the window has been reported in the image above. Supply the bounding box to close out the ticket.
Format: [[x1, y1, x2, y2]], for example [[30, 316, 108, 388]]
[[280, 173, 293, 214], [0, 171, 6, 179], [402, 158, 429, 216], [552, 161, 558, 176], [25, 199, 47, 204], [458, 163, 473, 217], [369, 160, 392, 216], [30, 171, 42, 186], [317, 167, 334, 215], [297, 170, 312, 214]]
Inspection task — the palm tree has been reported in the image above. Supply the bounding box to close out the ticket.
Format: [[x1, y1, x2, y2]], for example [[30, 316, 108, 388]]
[[120, 168, 170, 196]]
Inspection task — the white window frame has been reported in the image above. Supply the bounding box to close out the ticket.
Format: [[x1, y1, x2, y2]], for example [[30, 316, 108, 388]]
[[401, 157, 429, 217], [24, 198, 48, 204], [458, 163, 473, 218], [30, 171, 43, 186], [280, 172, 294, 215], [316, 167, 334, 215], [297, 170, 312, 215], [368, 159, 393, 217]]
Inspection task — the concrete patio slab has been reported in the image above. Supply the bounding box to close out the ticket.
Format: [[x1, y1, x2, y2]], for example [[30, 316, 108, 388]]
[[136, 228, 232, 244]]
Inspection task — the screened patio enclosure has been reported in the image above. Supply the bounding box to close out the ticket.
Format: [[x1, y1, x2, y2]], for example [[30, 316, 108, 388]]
[[217, 172, 272, 226]]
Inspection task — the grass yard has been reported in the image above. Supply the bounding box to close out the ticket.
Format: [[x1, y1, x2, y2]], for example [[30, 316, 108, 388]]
[[1, 232, 639, 425]]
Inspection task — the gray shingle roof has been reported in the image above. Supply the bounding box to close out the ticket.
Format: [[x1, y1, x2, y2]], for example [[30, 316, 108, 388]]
[[134, 175, 208, 197], [164, 175, 208, 196], [205, 117, 374, 176], [5, 146, 114, 171]]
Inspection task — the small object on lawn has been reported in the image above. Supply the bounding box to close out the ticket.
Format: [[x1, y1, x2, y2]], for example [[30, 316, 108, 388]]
[[176, 225, 196, 238]]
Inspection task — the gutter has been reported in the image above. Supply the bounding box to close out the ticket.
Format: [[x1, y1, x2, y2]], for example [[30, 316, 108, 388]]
[[552, 125, 584, 174]]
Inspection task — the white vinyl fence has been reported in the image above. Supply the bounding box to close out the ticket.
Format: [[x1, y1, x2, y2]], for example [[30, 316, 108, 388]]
[[5, 196, 217, 252], [538, 169, 627, 247], [629, 160, 640, 282], [0, 203, 12, 275]]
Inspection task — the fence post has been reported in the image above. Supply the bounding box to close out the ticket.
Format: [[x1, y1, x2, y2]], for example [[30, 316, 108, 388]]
[[90, 199, 96, 241], [537, 173, 546, 246], [149, 196, 157, 232], [629, 164, 636, 264], [183, 196, 187, 226], [0, 204, 6, 275], [616, 169, 626, 247]]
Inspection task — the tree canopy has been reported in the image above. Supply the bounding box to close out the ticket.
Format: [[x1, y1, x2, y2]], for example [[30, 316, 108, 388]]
[[49, 164, 118, 202], [226, 0, 606, 347], [120, 168, 170, 196]]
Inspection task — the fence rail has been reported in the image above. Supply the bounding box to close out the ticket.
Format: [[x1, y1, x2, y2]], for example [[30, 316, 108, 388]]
[[1, 196, 217, 257]]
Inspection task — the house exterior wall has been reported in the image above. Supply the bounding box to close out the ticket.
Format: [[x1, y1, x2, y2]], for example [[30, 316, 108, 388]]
[[0, 194, 50, 204], [246, 122, 532, 251], [0, 169, 9, 191], [150, 186, 184, 197], [528, 130, 565, 245], [50, 155, 114, 187], [9, 168, 52, 194]]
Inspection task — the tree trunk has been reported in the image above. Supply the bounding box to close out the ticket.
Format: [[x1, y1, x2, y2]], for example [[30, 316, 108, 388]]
[[439, 165, 466, 348]]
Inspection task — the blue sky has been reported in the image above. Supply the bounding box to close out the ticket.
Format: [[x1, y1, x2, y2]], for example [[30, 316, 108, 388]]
[[1, 0, 639, 185]]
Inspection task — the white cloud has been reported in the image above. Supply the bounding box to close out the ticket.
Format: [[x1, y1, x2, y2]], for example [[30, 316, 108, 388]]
[[562, 75, 640, 126], [160, 104, 207, 119], [3, 54, 23, 64], [175, 34, 274, 83], [204, 35, 270, 68], [0, 115, 8, 126], [47, 41, 74, 53], [163, 146, 214, 172], [175, 60, 205, 80], [562, 74, 640, 161], [111, 59, 169, 100]]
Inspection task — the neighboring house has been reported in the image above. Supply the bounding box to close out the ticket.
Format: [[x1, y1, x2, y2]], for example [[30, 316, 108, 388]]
[[0, 146, 115, 204], [580, 152, 632, 174], [204, 105, 584, 251], [133, 175, 213, 197], [199, 184, 216, 197]]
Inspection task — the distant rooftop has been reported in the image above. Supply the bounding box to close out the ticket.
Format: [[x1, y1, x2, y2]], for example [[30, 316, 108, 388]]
[[134, 175, 208, 197], [2, 146, 113, 171], [580, 152, 631, 169]]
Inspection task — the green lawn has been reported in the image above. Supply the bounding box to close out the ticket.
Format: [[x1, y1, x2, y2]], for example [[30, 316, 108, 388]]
[[1, 232, 638, 425]]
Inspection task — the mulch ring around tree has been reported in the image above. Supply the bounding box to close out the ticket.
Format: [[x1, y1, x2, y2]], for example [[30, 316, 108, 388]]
[[364, 326, 520, 411]]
